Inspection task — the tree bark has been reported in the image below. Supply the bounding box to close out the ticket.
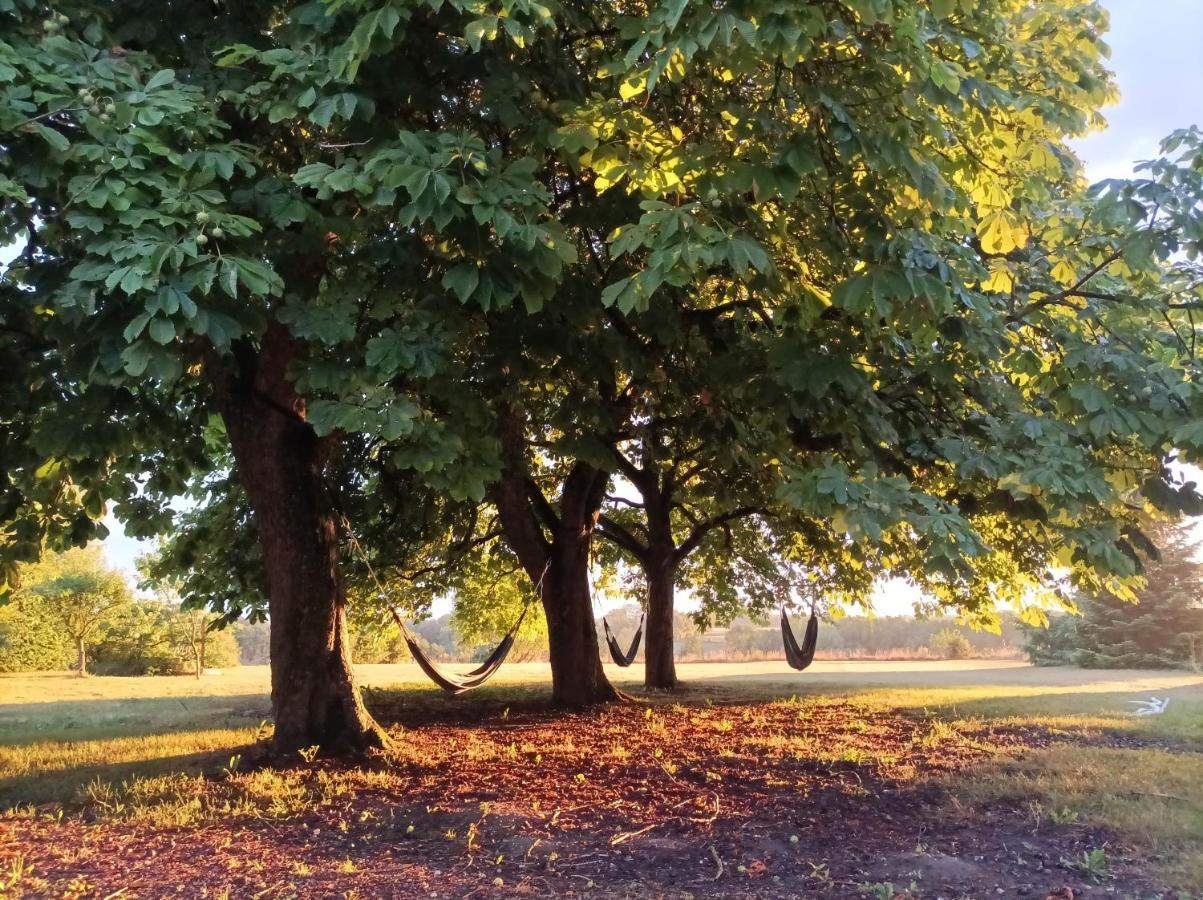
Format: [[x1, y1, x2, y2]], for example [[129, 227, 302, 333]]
[[75, 636, 86, 677], [216, 323, 387, 755], [491, 406, 616, 705], [543, 520, 616, 705], [643, 553, 678, 689], [637, 473, 679, 690]]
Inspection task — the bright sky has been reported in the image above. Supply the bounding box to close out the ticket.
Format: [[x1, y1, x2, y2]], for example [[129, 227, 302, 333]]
[[89, 1, 1203, 612]]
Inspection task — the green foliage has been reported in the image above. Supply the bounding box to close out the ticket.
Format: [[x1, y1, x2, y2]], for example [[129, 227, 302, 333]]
[[0, 546, 241, 675], [3, 0, 1203, 665], [233, 620, 270, 666], [89, 603, 241, 676], [0, 595, 72, 672], [21, 546, 132, 672], [449, 546, 548, 662], [1074, 520, 1203, 669], [928, 627, 973, 660], [1023, 519, 1203, 669], [1022, 614, 1080, 667], [88, 599, 179, 676]]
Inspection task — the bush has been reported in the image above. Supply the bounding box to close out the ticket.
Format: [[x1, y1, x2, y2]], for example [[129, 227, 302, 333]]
[[929, 628, 973, 660], [90, 601, 179, 675], [0, 597, 73, 672]]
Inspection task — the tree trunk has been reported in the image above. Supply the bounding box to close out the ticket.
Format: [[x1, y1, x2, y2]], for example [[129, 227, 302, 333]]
[[75, 636, 86, 677], [544, 525, 617, 705], [217, 324, 387, 755], [491, 410, 616, 706], [641, 480, 679, 690], [643, 553, 678, 690]]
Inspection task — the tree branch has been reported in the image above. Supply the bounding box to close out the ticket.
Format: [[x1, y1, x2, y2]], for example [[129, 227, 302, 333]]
[[597, 514, 650, 561], [674, 507, 764, 564]]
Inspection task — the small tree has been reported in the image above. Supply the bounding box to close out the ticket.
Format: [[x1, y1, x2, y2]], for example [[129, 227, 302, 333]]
[[929, 628, 973, 661], [28, 547, 132, 677]]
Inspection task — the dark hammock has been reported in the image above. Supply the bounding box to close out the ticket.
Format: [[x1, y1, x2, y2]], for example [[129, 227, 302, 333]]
[[603, 613, 644, 667], [781, 607, 819, 671], [389, 605, 530, 695]]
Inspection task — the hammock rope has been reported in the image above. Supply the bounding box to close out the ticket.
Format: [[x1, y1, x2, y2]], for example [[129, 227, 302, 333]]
[[781, 605, 819, 671], [588, 544, 644, 667], [338, 512, 544, 694], [603, 612, 644, 667]]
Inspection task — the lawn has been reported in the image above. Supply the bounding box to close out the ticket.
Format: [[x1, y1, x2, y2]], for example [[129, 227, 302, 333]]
[[2, 661, 1201, 898]]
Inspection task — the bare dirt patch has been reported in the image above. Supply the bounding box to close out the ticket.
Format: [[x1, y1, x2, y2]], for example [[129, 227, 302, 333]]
[[0, 693, 1172, 898]]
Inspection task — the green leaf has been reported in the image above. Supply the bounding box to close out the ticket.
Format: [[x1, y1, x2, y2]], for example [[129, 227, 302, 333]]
[[145, 68, 176, 90], [148, 317, 176, 345], [123, 312, 152, 342], [442, 264, 479, 304], [121, 342, 153, 377], [465, 15, 499, 52], [31, 123, 69, 152]]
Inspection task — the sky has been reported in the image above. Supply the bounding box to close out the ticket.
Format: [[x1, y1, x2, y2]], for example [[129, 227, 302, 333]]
[[86, 0, 1203, 612]]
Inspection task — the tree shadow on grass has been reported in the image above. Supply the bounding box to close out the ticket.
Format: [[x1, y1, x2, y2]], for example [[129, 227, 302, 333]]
[[0, 693, 272, 746]]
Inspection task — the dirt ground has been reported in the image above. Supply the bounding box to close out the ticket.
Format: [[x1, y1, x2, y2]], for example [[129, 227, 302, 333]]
[[1, 684, 1184, 899]]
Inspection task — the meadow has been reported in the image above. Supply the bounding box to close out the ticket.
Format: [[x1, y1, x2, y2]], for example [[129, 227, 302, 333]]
[[1, 661, 1201, 898]]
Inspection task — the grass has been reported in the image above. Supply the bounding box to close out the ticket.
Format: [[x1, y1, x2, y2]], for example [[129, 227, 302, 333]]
[[954, 744, 1203, 887], [3, 661, 1202, 890]]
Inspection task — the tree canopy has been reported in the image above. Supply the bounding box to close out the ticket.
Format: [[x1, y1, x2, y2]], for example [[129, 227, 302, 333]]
[[3, 0, 1203, 748]]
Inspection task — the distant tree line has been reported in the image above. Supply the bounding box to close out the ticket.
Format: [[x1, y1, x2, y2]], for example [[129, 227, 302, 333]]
[[0, 547, 238, 676], [1023, 520, 1203, 670], [589, 606, 1021, 663]]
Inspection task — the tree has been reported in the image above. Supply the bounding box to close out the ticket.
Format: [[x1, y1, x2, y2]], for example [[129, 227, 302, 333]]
[[0, 594, 72, 672], [234, 620, 271, 666], [1073, 519, 1203, 668], [89, 597, 179, 675], [1, 0, 569, 748], [928, 627, 972, 660], [472, 0, 1203, 696], [723, 619, 760, 659], [25, 547, 131, 676], [7, 0, 1203, 742], [137, 550, 241, 676], [449, 545, 549, 663], [169, 606, 241, 676], [597, 421, 773, 688], [1022, 614, 1079, 667]]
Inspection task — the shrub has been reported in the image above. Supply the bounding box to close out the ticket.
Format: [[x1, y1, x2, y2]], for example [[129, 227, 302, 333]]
[[0, 597, 73, 672], [929, 628, 973, 660]]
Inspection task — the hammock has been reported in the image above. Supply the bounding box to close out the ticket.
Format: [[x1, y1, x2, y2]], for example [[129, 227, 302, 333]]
[[781, 607, 819, 671], [337, 507, 544, 695], [388, 604, 531, 695], [603, 613, 644, 667]]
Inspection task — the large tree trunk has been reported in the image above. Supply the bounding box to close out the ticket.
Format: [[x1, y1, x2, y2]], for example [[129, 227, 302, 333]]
[[217, 324, 387, 755], [544, 522, 617, 705], [638, 478, 679, 690], [643, 553, 678, 690], [75, 637, 86, 677], [492, 407, 616, 705]]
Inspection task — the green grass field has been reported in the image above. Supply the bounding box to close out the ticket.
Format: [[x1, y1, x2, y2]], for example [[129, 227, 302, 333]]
[[2, 661, 1202, 896]]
